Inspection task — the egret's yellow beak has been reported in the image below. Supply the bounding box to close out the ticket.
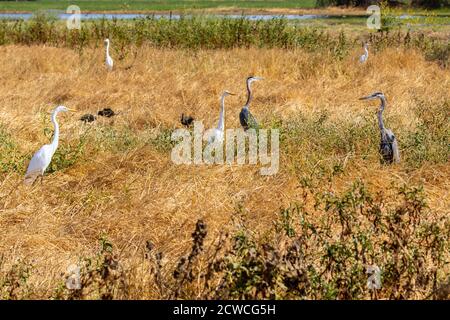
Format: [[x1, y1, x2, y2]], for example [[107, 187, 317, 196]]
[[228, 92, 236, 96], [67, 108, 77, 112]]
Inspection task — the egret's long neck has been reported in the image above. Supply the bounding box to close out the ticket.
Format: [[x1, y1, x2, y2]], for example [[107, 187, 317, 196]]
[[245, 80, 252, 107], [377, 96, 386, 132], [50, 110, 60, 153], [106, 42, 110, 57], [364, 45, 369, 57], [218, 95, 226, 131]]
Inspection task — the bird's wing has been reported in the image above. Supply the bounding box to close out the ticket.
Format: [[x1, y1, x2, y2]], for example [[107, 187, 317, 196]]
[[239, 108, 248, 128], [386, 129, 400, 163], [247, 111, 259, 129], [24, 145, 51, 184]]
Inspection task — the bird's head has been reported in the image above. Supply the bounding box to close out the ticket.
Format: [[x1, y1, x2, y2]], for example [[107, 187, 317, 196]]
[[55, 105, 76, 113], [104, 38, 110, 45], [247, 76, 264, 85], [223, 90, 236, 97], [359, 92, 384, 101]]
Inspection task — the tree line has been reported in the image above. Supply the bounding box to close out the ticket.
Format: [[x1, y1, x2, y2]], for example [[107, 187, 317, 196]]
[[316, 0, 449, 8]]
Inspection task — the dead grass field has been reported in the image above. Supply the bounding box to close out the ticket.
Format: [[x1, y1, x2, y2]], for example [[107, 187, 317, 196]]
[[0, 44, 448, 299]]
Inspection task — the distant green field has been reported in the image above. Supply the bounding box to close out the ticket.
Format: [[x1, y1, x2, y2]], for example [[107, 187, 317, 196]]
[[0, 0, 317, 12]]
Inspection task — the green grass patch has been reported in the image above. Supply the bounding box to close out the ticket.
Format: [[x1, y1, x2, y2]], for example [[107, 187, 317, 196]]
[[0, 0, 317, 12]]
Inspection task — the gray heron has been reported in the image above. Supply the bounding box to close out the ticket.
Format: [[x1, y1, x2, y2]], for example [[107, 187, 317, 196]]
[[239, 76, 263, 131], [360, 92, 400, 164]]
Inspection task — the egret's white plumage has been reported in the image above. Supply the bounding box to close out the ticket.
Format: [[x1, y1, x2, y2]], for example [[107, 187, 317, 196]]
[[105, 38, 113, 71], [24, 106, 74, 185], [359, 43, 369, 64], [208, 91, 234, 145]]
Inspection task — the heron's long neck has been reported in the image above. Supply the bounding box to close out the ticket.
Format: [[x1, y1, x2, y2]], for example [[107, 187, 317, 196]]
[[364, 45, 369, 56], [106, 42, 110, 57], [218, 95, 226, 131], [50, 111, 60, 153], [377, 97, 386, 132], [245, 80, 252, 107]]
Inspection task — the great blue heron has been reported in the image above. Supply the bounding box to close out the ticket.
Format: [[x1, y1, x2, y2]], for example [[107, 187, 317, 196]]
[[359, 43, 369, 64], [24, 105, 76, 185], [208, 91, 235, 145], [104, 38, 113, 71], [98, 108, 116, 117], [181, 113, 194, 127], [239, 76, 263, 131], [360, 92, 400, 164]]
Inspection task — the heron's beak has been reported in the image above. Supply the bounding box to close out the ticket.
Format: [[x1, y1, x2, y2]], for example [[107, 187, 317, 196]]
[[67, 108, 77, 112], [228, 92, 236, 96], [359, 95, 373, 101], [254, 77, 264, 81]]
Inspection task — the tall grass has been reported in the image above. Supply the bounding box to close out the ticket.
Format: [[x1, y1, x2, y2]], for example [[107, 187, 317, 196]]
[[0, 15, 448, 66], [3, 182, 448, 299], [0, 38, 448, 300]]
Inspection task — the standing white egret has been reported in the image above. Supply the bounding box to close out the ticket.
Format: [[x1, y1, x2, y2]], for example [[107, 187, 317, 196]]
[[359, 43, 369, 64], [239, 76, 263, 131], [208, 91, 235, 145], [104, 38, 113, 71], [360, 92, 400, 164], [24, 106, 76, 185]]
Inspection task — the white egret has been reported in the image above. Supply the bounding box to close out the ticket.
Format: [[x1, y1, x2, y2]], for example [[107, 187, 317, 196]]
[[104, 38, 113, 71], [208, 91, 235, 145], [359, 43, 369, 64], [239, 76, 263, 131], [360, 92, 400, 164], [24, 106, 76, 185]]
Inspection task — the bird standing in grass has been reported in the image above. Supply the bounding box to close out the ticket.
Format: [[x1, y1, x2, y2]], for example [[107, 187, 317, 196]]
[[359, 43, 369, 64], [24, 106, 76, 185], [181, 113, 194, 127], [98, 108, 116, 117], [360, 92, 400, 164], [80, 114, 96, 123], [240, 76, 263, 131], [104, 38, 113, 71], [208, 91, 235, 145]]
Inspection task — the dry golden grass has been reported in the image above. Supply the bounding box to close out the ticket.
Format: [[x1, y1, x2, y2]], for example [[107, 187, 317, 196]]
[[0, 44, 448, 298]]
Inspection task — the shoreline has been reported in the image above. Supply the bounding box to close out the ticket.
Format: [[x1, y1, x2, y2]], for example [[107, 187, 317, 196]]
[[0, 8, 364, 15], [1, 8, 449, 17]]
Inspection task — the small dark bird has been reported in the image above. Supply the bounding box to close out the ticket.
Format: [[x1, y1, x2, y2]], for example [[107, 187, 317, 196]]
[[80, 114, 96, 123], [181, 113, 194, 127], [98, 108, 116, 117]]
